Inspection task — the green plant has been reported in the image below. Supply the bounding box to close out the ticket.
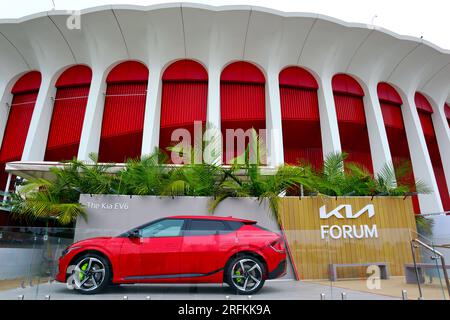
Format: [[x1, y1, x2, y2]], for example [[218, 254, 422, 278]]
[[374, 161, 431, 196], [54, 153, 117, 195], [6, 178, 86, 226], [415, 215, 434, 236], [313, 152, 346, 196], [209, 132, 311, 221], [117, 150, 169, 195], [162, 163, 223, 197], [2, 146, 431, 226]]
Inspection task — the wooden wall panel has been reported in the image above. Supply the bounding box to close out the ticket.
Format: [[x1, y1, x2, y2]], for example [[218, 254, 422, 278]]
[[279, 196, 416, 280]]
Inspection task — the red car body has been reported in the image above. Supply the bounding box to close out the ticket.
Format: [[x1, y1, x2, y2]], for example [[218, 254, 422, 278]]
[[56, 216, 287, 288]]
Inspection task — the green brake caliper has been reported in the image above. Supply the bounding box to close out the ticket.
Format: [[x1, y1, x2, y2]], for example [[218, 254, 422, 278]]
[[235, 269, 242, 283], [79, 262, 88, 281]]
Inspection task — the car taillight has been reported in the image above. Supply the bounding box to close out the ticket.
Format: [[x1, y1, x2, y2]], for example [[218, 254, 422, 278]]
[[269, 238, 285, 252]]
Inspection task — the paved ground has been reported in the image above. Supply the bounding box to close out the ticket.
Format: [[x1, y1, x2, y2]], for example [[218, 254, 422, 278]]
[[0, 280, 397, 300], [316, 277, 448, 300]]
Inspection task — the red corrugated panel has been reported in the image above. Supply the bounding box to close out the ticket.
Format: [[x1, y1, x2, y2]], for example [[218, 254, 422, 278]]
[[284, 148, 323, 168], [0, 92, 37, 162], [428, 140, 450, 210], [332, 74, 364, 97], [221, 119, 266, 164], [160, 82, 207, 128], [432, 164, 450, 211], [380, 98, 419, 212], [418, 111, 435, 137], [279, 67, 318, 89], [220, 62, 266, 163], [380, 102, 404, 129], [279, 68, 322, 168], [220, 83, 266, 163], [0, 72, 41, 189], [44, 86, 89, 161], [159, 60, 208, 159], [162, 59, 208, 82], [282, 120, 323, 168], [377, 82, 402, 105], [345, 150, 373, 173], [333, 83, 373, 173], [415, 92, 433, 113], [221, 83, 265, 121], [160, 60, 208, 129], [159, 82, 207, 156], [334, 94, 367, 124], [418, 112, 450, 210], [56, 65, 92, 88], [221, 62, 265, 84], [98, 82, 147, 163], [280, 87, 320, 121], [11, 71, 41, 94], [106, 61, 149, 84]]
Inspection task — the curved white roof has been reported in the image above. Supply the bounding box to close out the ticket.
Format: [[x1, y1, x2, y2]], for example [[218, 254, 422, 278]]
[[0, 3, 449, 106]]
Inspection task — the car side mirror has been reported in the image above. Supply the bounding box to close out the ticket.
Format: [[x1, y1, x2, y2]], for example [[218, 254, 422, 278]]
[[128, 229, 141, 238]]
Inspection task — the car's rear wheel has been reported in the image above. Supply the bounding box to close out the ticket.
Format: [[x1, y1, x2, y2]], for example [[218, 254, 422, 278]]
[[70, 253, 110, 294], [225, 256, 265, 295]]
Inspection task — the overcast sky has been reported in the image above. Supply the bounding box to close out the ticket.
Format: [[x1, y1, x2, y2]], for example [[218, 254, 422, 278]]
[[0, 0, 449, 50]]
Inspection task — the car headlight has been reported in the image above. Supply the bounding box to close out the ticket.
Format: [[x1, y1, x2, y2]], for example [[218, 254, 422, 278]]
[[61, 245, 82, 257]]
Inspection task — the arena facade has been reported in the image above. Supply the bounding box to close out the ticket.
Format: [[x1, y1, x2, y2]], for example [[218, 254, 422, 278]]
[[0, 3, 448, 218]]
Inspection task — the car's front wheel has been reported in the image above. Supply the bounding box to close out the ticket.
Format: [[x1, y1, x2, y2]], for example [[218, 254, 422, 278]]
[[225, 256, 265, 295], [70, 253, 110, 294]]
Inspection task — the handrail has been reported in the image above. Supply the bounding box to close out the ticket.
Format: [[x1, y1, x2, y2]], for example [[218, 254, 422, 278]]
[[411, 238, 450, 299]]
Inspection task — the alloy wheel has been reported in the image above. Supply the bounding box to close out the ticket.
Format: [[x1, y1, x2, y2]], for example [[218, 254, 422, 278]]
[[231, 258, 262, 292], [72, 257, 106, 292]]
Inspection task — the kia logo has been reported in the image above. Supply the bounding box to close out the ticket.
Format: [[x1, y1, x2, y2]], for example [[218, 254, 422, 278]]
[[319, 204, 375, 219]]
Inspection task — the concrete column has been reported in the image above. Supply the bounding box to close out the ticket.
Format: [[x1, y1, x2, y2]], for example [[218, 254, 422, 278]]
[[205, 63, 222, 164], [77, 68, 107, 161], [206, 64, 221, 131], [141, 64, 163, 157], [402, 93, 443, 213], [0, 82, 12, 148], [363, 84, 393, 175], [21, 74, 56, 161], [265, 68, 284, 167], [317, 75, 342, 159], [431, 103, 450, 194]]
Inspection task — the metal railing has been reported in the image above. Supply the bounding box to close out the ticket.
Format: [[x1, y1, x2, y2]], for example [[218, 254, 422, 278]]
[[411, 238, 450, 299]]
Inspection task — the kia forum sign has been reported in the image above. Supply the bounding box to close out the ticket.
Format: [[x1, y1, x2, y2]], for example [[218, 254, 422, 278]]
[[319, 204, 378, 240], [278, 197, 417, 280]]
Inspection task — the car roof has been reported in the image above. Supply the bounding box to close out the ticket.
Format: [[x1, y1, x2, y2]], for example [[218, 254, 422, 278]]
[[169, 215, 256, 224]]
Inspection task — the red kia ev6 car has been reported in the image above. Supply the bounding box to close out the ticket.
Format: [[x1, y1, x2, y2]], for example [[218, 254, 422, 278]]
[[56, 216, 287, 294]]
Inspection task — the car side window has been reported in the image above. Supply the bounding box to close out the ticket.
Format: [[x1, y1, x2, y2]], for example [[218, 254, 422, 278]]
[[140, 219, 185, 238], [186, 219, 229, 236]]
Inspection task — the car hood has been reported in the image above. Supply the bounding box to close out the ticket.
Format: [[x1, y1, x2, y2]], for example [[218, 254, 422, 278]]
[[70, 236, 113, 247]]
